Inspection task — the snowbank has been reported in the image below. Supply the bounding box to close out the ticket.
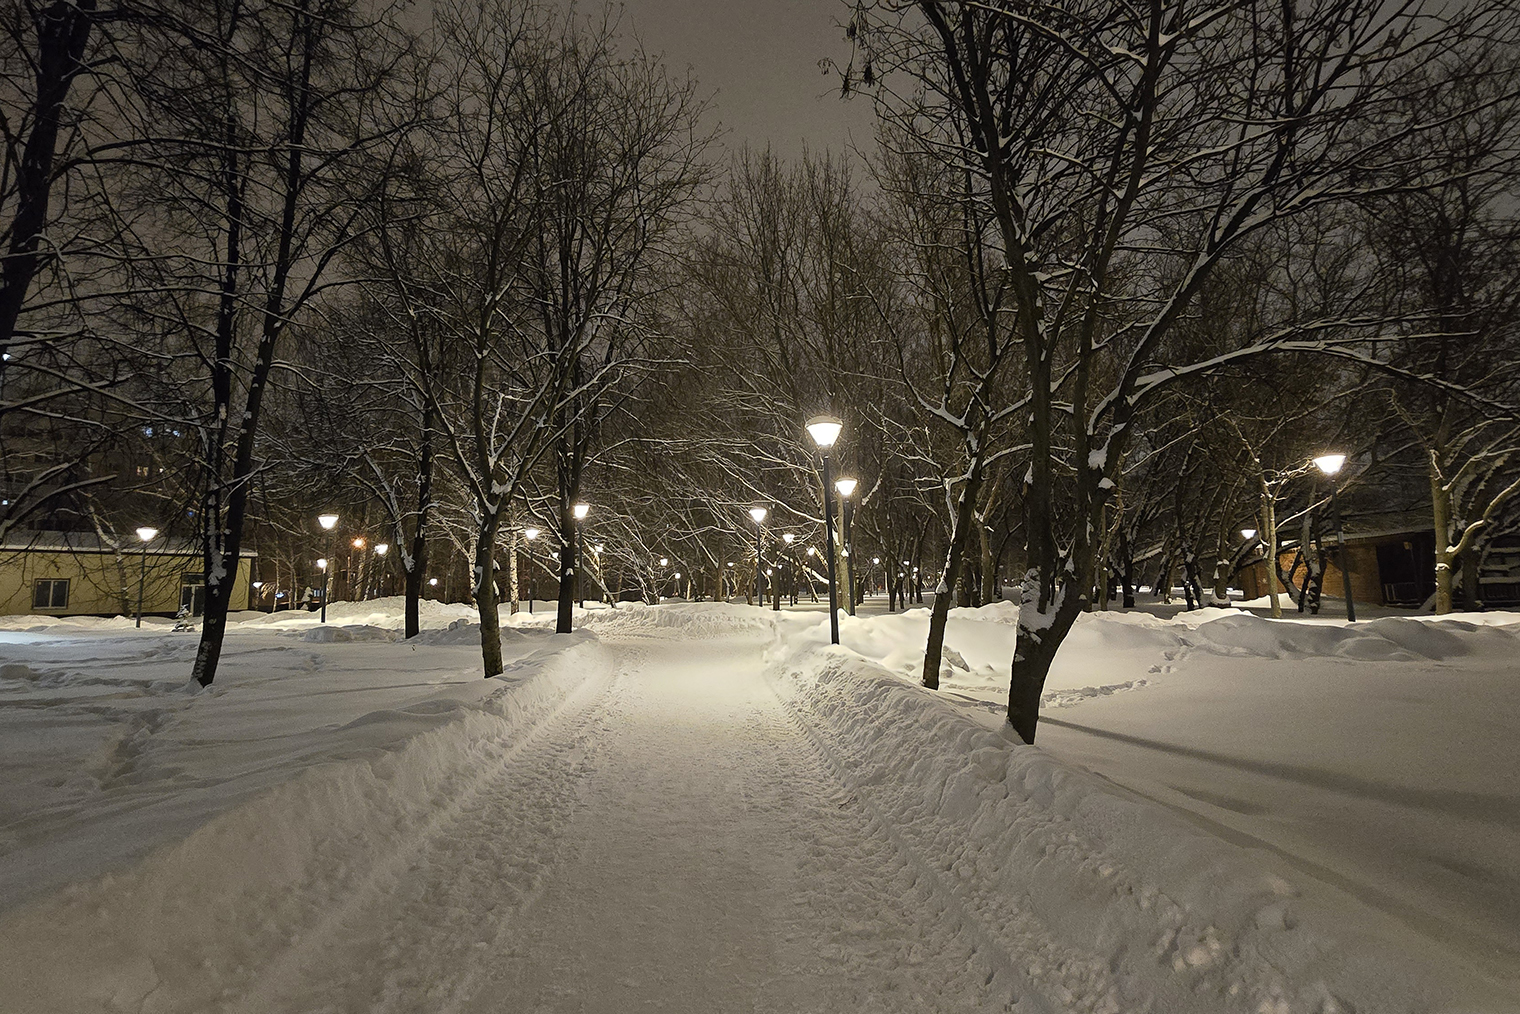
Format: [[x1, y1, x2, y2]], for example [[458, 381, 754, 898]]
[[0, 635, 611, 1013], [766, 634, 1519, 1012]]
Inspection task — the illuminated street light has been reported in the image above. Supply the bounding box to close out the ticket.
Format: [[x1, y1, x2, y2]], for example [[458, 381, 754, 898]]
[[1315, 453, 1356, 622], [134, 526, 159, 628], [1241, 528, 1257, 540], [835, 478, 858, 615], [749, 506, 768, 608], [806, 415, 844, 644], [316, 513, 339, 622]]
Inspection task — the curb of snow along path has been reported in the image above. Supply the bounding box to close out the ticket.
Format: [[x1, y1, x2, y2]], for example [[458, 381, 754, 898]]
[[766, 638, 1516, 1014], [0, 636, 612, 1013]]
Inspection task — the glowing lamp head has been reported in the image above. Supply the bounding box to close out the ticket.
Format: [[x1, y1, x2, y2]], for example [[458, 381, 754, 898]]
[[873, 557, 880, 564], [1314, 453, 1347, 476], [805, 414, 843, 450], [834, 478, 857, 498], [352, 537, 366, 549], [660, 557, 669, 567], [749, 506, 768, 524], [783, 533, 795, 544], [317, 558, 328, 570], [572, 503, 590, 520], [1241, 528, 1257, 540], [135, 526, 158, 543], [317, 513, 339, 531], [375, 543, 389, 556], [524, 528, 540, 541], [428, 578, 438, 587], [674, 572, 681, 579], [252, 581, 263, 590], [807, 547, 817, 556]]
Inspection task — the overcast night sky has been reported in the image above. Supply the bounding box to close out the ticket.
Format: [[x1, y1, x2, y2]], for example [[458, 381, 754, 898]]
[[607, 0, 876, 158]]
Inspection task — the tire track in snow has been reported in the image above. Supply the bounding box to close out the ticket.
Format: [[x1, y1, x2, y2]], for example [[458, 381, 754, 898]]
[[763, 665, 1057, 1014], [223, 658, 621, 1014]]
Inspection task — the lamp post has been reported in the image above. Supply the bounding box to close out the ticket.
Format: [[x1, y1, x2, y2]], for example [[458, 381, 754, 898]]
[[806, 414, 843, 644], [835, 478, 857, 615], [749, 506, 768, 608], [374, 543, 388, 598], [572, 503, 589, 611], [782, 533, 795, 606], [524, 528, 539, 613], [134, 526, 158, 628], [317, 513, 339, 622], [1314, 454, 1356, 622], [873, 556, 881, 599]]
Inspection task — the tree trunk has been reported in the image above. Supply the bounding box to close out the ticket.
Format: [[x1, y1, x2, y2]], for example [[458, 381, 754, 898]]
[[474, 512, 504, 677], [1432, 465, 1456, 615], [1006, 577, 1083, 744], [1259, 489, 1282, 618], [1462, 543, 1482, 611]]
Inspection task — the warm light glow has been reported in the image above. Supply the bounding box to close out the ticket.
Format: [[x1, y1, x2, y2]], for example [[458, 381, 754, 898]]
[[524, 528, 540, 541], [1314, 453, 1347, 476], [749, 506, 768, 524], [317, 513, 339, 530], [783, 533, 795, 544], [660, 557, 669, 567], [135, 526, 158, 543], [834, 477, 858, 498], [428, 578, 438, 586], [375, 543, 389, 555], [807, 547, 817, 556], [573, 503, 590, 520], [805, 414, 843, 449], [317, 558, 328, 570], [1241, 528, 1257, 540], [352, 537, 366, 549], [593, 543, 604, 554], [674, 572, 681, 580], [873, 557, 880, 564]]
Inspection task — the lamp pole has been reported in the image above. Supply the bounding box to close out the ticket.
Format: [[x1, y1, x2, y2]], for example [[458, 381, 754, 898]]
[[317, 513, 339, 622], [806, 415, 844, 644], [1314, 454, 1356, 622], [749, 506, 768, 608], [835, 478, 857, 615], [524, 528, 539, 613], [134, 527, 158, 628], [782, 533, 795, 607], [573, 503, 589, 612], [374, 543, 389, 598]]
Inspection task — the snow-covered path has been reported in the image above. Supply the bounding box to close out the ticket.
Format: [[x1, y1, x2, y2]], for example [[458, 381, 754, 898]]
[[231, 632, 1002, 1013]]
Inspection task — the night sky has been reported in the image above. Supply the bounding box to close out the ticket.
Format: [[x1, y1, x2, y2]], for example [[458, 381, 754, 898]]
[[607, 0, 875, 157]]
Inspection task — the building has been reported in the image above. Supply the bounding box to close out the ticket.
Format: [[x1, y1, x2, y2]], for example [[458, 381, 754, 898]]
[[0, 533, 255, 618], [1237, 509, 1519, 609]]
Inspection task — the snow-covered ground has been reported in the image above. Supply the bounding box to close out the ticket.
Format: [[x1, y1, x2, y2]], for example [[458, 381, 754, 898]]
[[0, 598, 1516, 1011]]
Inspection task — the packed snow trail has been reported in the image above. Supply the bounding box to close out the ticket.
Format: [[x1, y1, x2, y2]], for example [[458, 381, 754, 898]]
[[231, 631, 1018, 1013]]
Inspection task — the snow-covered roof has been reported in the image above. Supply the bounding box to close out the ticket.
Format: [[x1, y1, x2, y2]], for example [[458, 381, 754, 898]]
[[0, 531, 257, 557]]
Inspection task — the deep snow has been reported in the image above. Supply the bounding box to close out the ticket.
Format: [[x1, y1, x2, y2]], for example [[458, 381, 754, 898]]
[[0, 598, 1516, 1012]]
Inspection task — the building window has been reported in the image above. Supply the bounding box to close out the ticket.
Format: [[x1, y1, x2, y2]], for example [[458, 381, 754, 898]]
[[32, 579, 69, 610]]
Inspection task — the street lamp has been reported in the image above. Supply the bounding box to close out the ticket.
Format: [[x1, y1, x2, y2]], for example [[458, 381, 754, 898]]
[[373, 543, 389, 599], [134, 526, 158, 628], [317, 513, 339, 622], [835, 478, 858, 615], [749, 506, 768, 608], [806, 414, 844, 644], [1241, 528, 1257, 540], [1314, 453, 1356, 622], [524, 528, 540, 613], [568, 503, 590, 618]]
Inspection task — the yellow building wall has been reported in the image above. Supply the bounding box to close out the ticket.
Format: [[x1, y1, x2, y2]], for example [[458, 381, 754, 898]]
[[0, 549, 253, 617]]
